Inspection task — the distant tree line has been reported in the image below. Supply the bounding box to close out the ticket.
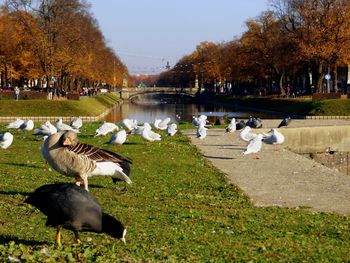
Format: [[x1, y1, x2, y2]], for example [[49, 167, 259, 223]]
[[0, 0, 129, 92], [158, 0, 350, 96]]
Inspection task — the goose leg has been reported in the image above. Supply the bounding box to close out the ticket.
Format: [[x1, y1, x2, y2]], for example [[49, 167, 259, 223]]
[[56, 225, 62, 247], [83, 178, 89, 191]]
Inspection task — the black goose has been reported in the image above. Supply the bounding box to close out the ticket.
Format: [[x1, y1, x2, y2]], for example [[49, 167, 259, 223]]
[[25, 183, 126, 246]]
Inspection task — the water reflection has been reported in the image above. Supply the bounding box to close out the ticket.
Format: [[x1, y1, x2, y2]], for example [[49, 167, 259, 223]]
[[104, 101, 285, 124]]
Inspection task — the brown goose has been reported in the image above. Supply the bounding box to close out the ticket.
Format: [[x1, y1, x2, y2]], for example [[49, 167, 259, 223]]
[[41, 130, 132, 191]]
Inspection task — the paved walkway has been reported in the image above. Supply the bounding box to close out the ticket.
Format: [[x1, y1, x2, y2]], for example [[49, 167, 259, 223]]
[[183, 120, 350, 214]]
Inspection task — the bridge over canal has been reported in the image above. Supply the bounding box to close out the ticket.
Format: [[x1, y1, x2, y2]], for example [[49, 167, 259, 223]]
[[118, 87, 197, 100]]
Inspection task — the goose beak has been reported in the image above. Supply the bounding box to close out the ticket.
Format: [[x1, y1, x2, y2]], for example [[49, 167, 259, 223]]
[[63, 138, 72, 146]]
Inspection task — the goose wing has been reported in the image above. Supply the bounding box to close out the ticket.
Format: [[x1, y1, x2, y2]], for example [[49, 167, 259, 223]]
[[68, 143, 132, 164]]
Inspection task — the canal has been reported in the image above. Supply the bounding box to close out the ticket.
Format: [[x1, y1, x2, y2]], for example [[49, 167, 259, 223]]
[[104, 93, 287, 123]]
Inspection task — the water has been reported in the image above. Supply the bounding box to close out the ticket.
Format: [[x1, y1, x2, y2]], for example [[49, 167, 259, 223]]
[[104, 96, 286, 124]]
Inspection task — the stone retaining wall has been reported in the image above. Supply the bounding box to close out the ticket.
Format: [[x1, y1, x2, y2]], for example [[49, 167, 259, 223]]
[[0, 104, 118, 123]]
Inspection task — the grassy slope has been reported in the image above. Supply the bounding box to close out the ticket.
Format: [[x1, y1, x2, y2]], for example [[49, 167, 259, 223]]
[[0, 123, 349, 262], [209, 95, 350, 116], [0, 94, 121, 117]]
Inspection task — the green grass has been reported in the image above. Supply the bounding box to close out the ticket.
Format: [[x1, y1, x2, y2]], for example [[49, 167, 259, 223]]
[[0, 94, 121, 117], [0, 123, 349, 261], [208, 95, 350, 116]]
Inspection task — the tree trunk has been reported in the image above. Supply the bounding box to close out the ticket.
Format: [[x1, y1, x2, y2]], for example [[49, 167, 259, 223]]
[[316, 63, 324, 93], [333, 66, 338, 93], [279, 71, 285, 96]]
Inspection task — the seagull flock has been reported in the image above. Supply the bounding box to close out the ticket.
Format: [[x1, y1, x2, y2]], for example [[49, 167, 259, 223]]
[[192, 114, 289, 158], [0, 114, 289, 245]]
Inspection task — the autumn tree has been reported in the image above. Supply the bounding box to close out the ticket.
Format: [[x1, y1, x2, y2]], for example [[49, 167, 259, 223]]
[[271, 0, 350, 93]]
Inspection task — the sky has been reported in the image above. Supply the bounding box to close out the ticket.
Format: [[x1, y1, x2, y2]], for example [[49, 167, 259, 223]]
[[90, 1, 270, 75]]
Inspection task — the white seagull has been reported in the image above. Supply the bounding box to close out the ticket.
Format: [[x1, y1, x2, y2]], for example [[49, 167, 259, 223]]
[[142, 123, 161, 142], [166, 123, 178, 136], [154, 117, 171, 130], [263, 128, 285, 150], [19, 119, 34, 131], [243, 133, 264, 158], [56, 118, 79, 132], [70, 117, 83, 130], [192, 115, 207, 127], [196, 122, 208, 140], [108, 130, 127, 145], [95, 122, 118, 137], [121, 119, 138, 132], [0, 132, 14, 149], [34, 120, 57, 136], [6, 118, 24, 129], [239, 126, 257, 143], [225, 118, 236, 133]]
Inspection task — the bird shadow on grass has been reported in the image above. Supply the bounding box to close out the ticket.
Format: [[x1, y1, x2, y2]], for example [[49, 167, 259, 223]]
[[0, 190, 31, 196], [1, 162, 43, 169], [0, 235, 47, 246]]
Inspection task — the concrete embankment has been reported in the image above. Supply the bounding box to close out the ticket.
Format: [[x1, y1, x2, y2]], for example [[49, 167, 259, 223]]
[[249, 119, 350, 153], [183, 120, 350, 214]]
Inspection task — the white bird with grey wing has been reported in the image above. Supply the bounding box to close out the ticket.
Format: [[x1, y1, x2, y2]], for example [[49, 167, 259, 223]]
[[243, 133, 264, 158], [0, 132, 14, 149], [154, 117, 171, 130], [141, 123, 161, 142], [34, 121, 57, 136], [56, 118, 79, 132], [95, 122, 118, 136], [263, 128, 285, 150], [196, 121, 207, 140], [41, 131, 132, 191], [6, 118, 24, 129], [225, 118, 236, 133], [70, 117, 83, 130], [239, 126, 257, 143], [166, 123, 177, 136], [108, 130, 127, 145], [19, 119, 34, 131]]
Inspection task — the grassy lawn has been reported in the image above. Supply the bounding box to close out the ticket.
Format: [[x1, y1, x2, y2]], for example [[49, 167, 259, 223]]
[[0, 123, 349, 261], [208, 95, 350, 116], [0, 94, 121, 117]]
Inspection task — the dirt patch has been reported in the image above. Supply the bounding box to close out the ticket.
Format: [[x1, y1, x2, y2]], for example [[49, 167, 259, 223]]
[[304, 151, 350, 176]]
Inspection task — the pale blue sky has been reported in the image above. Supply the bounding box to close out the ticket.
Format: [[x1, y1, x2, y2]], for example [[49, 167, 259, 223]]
[[89, 1, 270, 75], [89, 0, 270, 74]]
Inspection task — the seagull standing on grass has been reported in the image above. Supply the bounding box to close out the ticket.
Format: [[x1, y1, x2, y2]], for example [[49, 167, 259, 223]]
[[34, 121, 57, 136], [70, 117, 83, 130], [6, 118, 24, 129], [166, 123, 178, 136], [0, 132, 14, 149], [121, 119, 138, 132], [141, 123, 161, 142], [56, 118, 79, 132], [154, 117, 171, 130], [108, 130, 127, 145], [19, 119, 34, 131], [95, 122, 118, 136]]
